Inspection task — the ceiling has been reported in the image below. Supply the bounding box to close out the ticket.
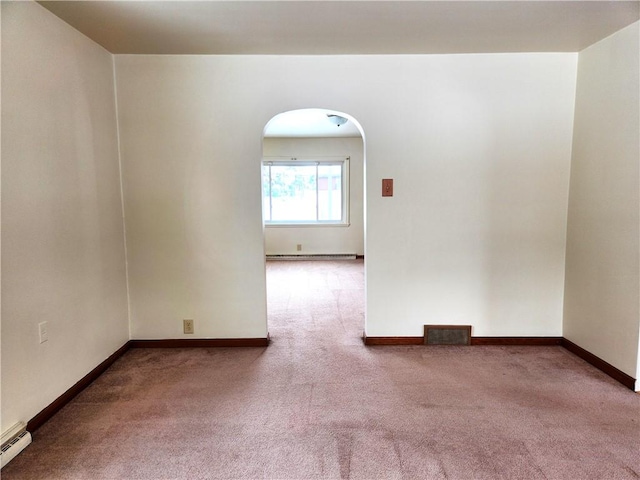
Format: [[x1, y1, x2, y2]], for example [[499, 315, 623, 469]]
[[38, 1, 640, 56], [264, 109, 362, 138]]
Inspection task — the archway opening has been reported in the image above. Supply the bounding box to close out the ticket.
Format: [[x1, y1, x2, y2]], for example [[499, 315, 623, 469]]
[[261, 108, 366, 342]]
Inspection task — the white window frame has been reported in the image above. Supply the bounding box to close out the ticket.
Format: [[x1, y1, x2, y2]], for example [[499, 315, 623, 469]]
[[262, 156, 350, 227]]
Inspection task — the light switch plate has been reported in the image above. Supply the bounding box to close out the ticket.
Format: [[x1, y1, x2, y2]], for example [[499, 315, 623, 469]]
[[382, 179, 393, 197]]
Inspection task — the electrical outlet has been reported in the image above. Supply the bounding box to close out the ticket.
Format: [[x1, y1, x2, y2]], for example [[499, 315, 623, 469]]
[[183, 319, 194, 334], [296, 244, 302, 251], [38, 321, 48, 344]]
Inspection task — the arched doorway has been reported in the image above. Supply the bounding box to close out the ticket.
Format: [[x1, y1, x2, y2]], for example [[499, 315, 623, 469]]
[[261, 108, 366, 342]]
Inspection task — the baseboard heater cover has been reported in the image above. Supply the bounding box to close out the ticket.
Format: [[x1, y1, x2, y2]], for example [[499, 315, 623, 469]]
[[1, 423, 32, 468], [266, 254, 356, 261], [424, 325, 472, 345]]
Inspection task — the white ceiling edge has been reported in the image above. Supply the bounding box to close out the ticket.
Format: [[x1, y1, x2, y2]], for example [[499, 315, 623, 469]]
[[264, 109, 363, 138]]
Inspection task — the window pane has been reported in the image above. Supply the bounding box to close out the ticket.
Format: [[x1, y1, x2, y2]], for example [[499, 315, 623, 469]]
[[318, 164, 342, 221], [262, 165, 271, 221], [270, 165, 317, 221]]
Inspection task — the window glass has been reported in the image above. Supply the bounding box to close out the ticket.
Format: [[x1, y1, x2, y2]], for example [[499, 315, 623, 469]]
[[270, 165, 316, 221], [263, 159, 348, 225], [318, 164, 342, 221]]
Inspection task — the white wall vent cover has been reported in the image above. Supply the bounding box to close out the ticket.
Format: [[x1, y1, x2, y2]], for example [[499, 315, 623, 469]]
[[1, 423, 32, 468]]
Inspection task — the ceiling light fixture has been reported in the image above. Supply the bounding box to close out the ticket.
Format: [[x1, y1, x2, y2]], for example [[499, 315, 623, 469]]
[[327, 114, 348, 127]]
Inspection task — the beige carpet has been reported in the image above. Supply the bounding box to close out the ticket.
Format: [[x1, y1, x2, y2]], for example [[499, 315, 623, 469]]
[[3, 259, 640, 479]]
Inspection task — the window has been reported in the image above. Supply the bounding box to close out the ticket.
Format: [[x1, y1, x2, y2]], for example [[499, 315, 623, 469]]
[[262, 157, 349, 226]]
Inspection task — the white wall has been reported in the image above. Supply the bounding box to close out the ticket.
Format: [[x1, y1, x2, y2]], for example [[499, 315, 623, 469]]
[[115, 53, 577, 340], [564, 22, 640, 384], [263, 137, 364, 256], [1, 2, 129, 432]]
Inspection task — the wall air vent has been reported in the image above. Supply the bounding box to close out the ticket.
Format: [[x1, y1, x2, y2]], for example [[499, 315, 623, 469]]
[[424, 325, 472, 345]]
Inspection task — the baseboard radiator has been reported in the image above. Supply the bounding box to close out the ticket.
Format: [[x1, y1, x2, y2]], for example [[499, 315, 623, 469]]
[[1, 422, 32, 468], [424, 325, 472, 345], [266, 254, 356, 261]]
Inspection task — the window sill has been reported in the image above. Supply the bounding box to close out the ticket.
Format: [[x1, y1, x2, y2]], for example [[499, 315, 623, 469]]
[[265, 223, 351, 228]]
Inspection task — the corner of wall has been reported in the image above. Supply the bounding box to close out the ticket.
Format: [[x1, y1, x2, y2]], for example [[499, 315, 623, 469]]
[[111, 55, 133, 341]]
